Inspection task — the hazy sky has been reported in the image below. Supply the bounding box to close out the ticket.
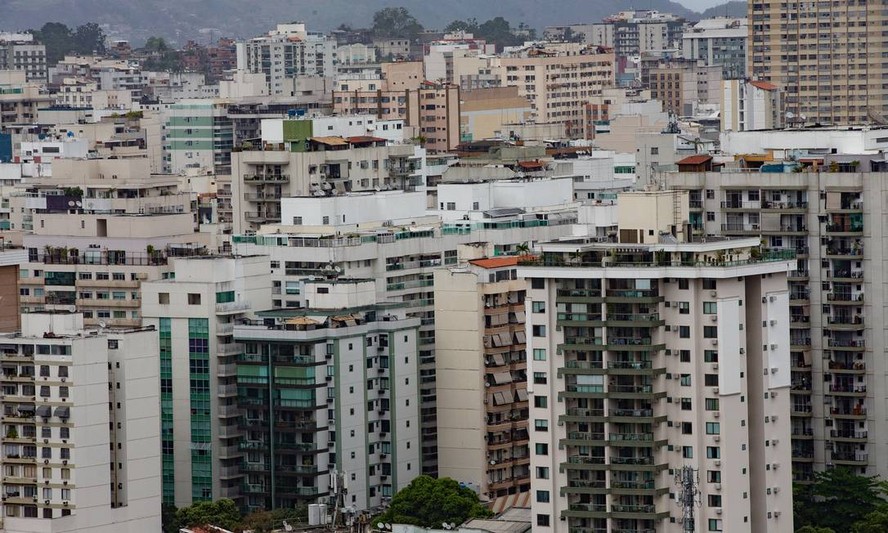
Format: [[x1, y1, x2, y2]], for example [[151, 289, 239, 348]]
[[677, 0, 731, 10]]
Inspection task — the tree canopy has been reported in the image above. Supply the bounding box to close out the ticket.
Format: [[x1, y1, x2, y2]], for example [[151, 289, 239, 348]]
[[374, 476, 491, 528], [443, 17, 535, 51], [174, 499, 241, 532], [794, 468, 888, 532], [31, 22, 106, 64], [371, 7, 423, 40]]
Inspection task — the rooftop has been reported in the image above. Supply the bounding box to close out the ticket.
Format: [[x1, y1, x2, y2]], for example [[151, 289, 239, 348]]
[[469, 257, 521, 269]]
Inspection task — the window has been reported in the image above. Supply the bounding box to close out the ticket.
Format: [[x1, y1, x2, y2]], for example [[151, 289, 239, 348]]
[[680, 350, 691, 362], [534, 419, 549, 431], [532, 301, 546, 313], [535, 443, 548, 455], [708, 495, 722, 507], [703, 278, 717, 290], [706, 446, 721, 459], [704, 350, 719, 363], [532, 325, 546, 337], [537, 515, 550, 527], [681, 398, 692, 410], [531, 278, 544, 290], [708, 518, 723, 531], [682, 422, 693, 435], [293, 216, 302, 225], [682, 446, 693, 458], [534, 396, 548, 408], [536, 467, 549, 479], [187, 293, 201, 305], [706, 211, 716, 221], [533, 349, 546, 361], [680, 374, 691, 386], [158, 293, 169, 304], [707, 470, 721, 483], [533, 372, 547, 385], [679, 326, 690, 338], [706, 422, 721, 435], [704, 326, 718, 338], [706, 189, 715, 199], [705, 398, 720, 411], [678, 302, 689, 314], [705, 374, 719, 386], [650, 147, 659, 155], [678, 279, 689, 290], [703, 302, 717, 314]]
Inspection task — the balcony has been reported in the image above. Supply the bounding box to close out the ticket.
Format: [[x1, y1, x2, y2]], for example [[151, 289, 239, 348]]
[[826, 339, 865, 351], [720, 200, 761, 210], [826, 316, 864, 330], [243, 173, 289, 183], [826, 270, 864, 281], [762, 200, 808, 211], [825, 247, 863, 259], [827, 384, 867, 396], [832, 451, 868, 465], [720, 223, 761, 234], [791, 405, 813, 416], [830, 429, 868, 441], [830, 406, 866, 419]]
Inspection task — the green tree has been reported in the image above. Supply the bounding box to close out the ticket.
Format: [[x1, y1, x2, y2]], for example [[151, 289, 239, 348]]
[[796, 527, 835, 533], [161, 503, 180, 533], [853, 506, 888, 533], [371, 7, 423, 40], [175, 499, 241, 531], [374, 476, 491, 528], [239, 505, 308, 533], [32, 22, 73, 64], [72, 22, 106, 55], [795, 469, 885, 531], [444, 19, 480, 34]]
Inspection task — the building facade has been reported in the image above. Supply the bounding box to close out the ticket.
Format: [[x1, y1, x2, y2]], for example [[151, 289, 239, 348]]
[[749, 1, 888, 125], [521, 191, 794, 533], [435, 256, 530, 506], [0, 312, 161, 532], [233, 280, 420, 513]]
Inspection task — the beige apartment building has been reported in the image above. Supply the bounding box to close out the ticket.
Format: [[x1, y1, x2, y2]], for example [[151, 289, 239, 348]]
[[0, 243, 26, 331], [435, 256, 530, 508], [460, 87, 532, 142], [491, 44, 615, 138], [0, 70, 54, 127], [749, 1, 888, 125], [521, 191, 794, 533], [665, 168, 887, 485]]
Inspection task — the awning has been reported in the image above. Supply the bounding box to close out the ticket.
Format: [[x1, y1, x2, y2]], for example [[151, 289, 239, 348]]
[[515, 388, 528, 402], [514, 311, 526, 322], [17, 404, 34, 413], [54, 406, 70, 419], [492, 353, 506, 366], [310, 136, 348, 146], [492, 391, 508, 405], [496, 333, 512, 347], [36, 405, 52, 418], [492, 372, 512, 385], [514, 331, 526, 344]]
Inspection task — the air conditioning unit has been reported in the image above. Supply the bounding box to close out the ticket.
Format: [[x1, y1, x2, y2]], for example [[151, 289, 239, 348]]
[[771, 367, 778, 374], [713, 436, 720, 442], [711, 340, 718, 346], [774, 511, 781, 517], [716, 509, 723, 515], [45, 499, 50, 505], [769, 295, 777, 302], [715, 483, 722, 491], [762, 320, 768, 327], [739, 348, 745, 354], [770, 344, 778, 351], [762, 297, 768, 303], [772, 439, 779, 445], [772, 416, 778, 422], [62, 460, 67, 465], [713, 364, 719, 370], [713, 388, 719, 394], [772, 463, 779, 470], [43, 460, 49, 464], [713, 412, 720, 418], [710, 316, 717, 322], [714, 460, 721, 466], [770, 319, 777, 326], [710, 291, 717, 297], [773, 487, 780, 494]]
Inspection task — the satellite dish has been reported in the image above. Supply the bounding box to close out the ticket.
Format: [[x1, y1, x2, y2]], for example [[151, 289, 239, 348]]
[[98, 320, 107, 329], [68, 201, 75, 207], [76, 201, 82, 207], [385, 524, 392, 530], [377, 523, 385, 529]]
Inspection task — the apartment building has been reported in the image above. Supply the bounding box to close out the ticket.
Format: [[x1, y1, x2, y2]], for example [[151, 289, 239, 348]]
[[231, 188, 581, 478], [233, 279, 420, 512], [9, 158, 213, 329], [0, 70, 54, 128], [664, 168, 886, 485], [0, 312, 161, 532], [491, 44, 615, 138], [681, 18, 747, 80], [460, 87, 532, 142], [435, 256, 530, 507], [163, 100, 234, 175], [141, 255, 272, 507], [644, 60, 723, 116], [0, 242, 26, 331], [749, 1, 888, 125], [0, 33, 48, 84], [230, 139, 426, 233], [521, 190, 794, 533], [722, 79, 783, 132], [236, 24, 336, 96]]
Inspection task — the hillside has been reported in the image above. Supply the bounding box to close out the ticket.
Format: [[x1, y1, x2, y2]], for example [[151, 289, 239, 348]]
[[1, 0, 736, 44], [699, 1, 747, 18]]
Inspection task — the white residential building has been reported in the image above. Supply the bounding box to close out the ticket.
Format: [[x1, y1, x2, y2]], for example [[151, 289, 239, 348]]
[[0, 312, 161, 532], [520, 190, 794, 533]]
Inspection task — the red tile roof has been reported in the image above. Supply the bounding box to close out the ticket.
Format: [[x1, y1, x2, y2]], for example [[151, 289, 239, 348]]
[[469, 257, 522, 269], [347, 136, 386, 143], [517, 160, 544, 170], [676, 155, 713, 165], [749, 80, 778, 91]]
